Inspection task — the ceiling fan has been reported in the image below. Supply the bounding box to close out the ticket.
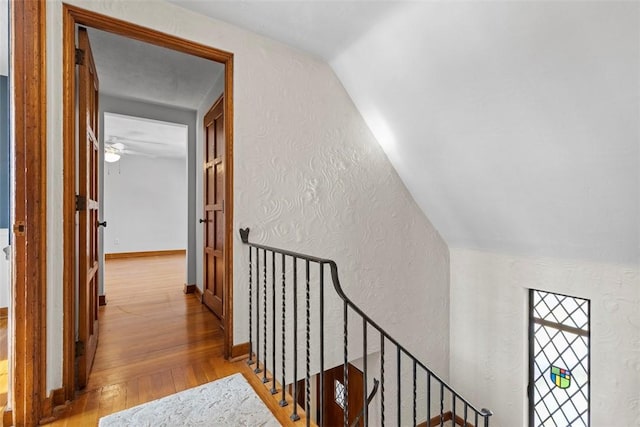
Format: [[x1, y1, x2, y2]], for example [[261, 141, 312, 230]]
[[104, 137, 157, 163]]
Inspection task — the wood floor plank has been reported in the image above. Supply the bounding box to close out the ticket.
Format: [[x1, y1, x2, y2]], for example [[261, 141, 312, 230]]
[[47, 255, 301, 426], [123, 378, 140, 410]]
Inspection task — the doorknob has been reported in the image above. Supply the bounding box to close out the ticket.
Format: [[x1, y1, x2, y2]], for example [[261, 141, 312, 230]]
[[199, 218, 206, 224], [97, 221, 107, 228]]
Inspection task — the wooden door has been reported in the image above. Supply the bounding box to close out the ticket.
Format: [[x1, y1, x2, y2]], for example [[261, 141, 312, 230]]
[[202, 95, 225, 321], [323, 363, 365, 427], [77, 27, 100, 388]]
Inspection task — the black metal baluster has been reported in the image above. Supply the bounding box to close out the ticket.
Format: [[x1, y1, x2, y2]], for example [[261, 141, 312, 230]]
[[291, 257, 300, 421], [463, 403, 468, 427], [452, 394, 456, 427], [262, 249, 268, 384], [238, 232, 489, 427], [397, 347, 401, 427], [319, 263, 325, 427], [270, 251, 277, 394], [255, 249, 262, 374], [343, 301, 348, 427], [305, 260, 311, 427], [280, 254, 288, 407], [439, 383, 444, 427], [412, 360, 417, 427], [363, 319, 368, 427], [380, 334, 385, 427], [427, 373, 431, 424], [248, 247, 253, 365]]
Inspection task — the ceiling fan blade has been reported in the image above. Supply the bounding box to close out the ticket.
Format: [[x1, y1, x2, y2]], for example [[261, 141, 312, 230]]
[[122, 149, 157, 158], [116, 136, 171, 146]]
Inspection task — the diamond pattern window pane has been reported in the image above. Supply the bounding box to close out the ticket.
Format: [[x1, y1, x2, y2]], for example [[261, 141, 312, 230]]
[[530, 289, 590, 427], [334, 379, 345, 409]]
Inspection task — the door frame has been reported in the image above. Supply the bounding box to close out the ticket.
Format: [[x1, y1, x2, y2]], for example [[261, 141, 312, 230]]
[[10, 1, 48, 425], [61, 4, 235, 400]]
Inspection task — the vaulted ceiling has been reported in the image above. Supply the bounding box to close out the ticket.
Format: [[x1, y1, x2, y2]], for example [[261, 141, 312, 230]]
[[169, 1, 639, 265]]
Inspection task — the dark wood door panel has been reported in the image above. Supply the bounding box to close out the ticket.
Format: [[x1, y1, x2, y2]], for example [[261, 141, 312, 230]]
[[202, 95, 225, 321], [77, 26, 100, 388]]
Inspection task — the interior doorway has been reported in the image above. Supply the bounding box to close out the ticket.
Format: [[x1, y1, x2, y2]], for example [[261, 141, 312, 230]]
[[62, 4, 235, 401]]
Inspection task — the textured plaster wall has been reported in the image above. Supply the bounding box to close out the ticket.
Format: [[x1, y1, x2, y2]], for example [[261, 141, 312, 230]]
[[450, 248, 640, 426], [44, 0, 450, 392], [0, 229, 8, 308], [103, 155, 187, 254], [0, 0, 7, 76]]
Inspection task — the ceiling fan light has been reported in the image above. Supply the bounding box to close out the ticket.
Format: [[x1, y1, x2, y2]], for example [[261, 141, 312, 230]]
[[104, 151, 121, 163]]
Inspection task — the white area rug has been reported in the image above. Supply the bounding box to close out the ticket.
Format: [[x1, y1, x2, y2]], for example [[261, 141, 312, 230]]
[[98, 373, 280, 427]]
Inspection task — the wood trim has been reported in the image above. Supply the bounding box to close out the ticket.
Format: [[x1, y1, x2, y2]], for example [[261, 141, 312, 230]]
[[230, 342, 250, 361], [418, 411, 477, 427], [62, 4, 235, 400], [11, 0, 48, 425], [0, 307, 7, 320], [52, 387, 66, 406], [40, 387, 66, 424], [193, 285, 203, 303], [183, 284, 203, 303], [98, 295, 107, 306], [223, 54, 234, 360], [105, 249, 186, 260], [61, 4, 76, 403], [2, 409, 12, 427]]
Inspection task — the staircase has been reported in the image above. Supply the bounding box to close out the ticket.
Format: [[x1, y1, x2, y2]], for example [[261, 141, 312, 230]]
[[239, 228, 492, 427]]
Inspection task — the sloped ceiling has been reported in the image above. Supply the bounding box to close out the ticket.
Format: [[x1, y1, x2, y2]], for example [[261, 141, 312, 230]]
[[169, 1, 639, 265]]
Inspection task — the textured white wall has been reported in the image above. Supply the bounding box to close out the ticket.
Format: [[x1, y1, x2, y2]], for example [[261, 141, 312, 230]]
[[0, 229, 8, 308], [0, 0, 7, 77], [103, 155, 187, 254], [44, 0, 450, 393], [450, 248, 640, 427]]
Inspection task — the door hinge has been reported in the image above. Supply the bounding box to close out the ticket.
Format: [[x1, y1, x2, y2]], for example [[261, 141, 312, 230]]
[[12, 221, 25, 236], [75, 48, 85, 66], [75, 340, 85, 357], [75, 195, 86, 211]]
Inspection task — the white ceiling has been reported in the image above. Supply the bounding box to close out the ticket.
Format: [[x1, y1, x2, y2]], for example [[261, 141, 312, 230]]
[[104, 113, 188, 159], [169, 1, 639, 264], [166, 0, 405, 61], [87, 27, 224, 110]]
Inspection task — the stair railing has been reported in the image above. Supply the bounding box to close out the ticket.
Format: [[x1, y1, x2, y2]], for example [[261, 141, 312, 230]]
[[239, 228, 492, 426]]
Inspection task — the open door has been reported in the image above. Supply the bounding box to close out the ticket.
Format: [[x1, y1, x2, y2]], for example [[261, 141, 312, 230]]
[[202, 95, 225, 322], [323, 363, 365, 427], [76, 27, 101, 388]]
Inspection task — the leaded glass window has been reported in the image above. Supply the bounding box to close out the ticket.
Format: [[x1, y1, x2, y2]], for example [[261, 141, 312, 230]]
[[529, 289, 590, 427], [334, 379, 345, 409]]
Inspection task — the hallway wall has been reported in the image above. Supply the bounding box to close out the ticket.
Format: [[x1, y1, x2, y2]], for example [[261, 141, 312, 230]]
[[44, 0, 450, 393], [450, 249, 640, 426], [103, 155, 187, 254]]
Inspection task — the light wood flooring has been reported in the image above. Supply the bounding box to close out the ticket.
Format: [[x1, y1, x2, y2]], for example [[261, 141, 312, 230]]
[[0, 318, 7, 424], [48, 254, 305, 426]]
